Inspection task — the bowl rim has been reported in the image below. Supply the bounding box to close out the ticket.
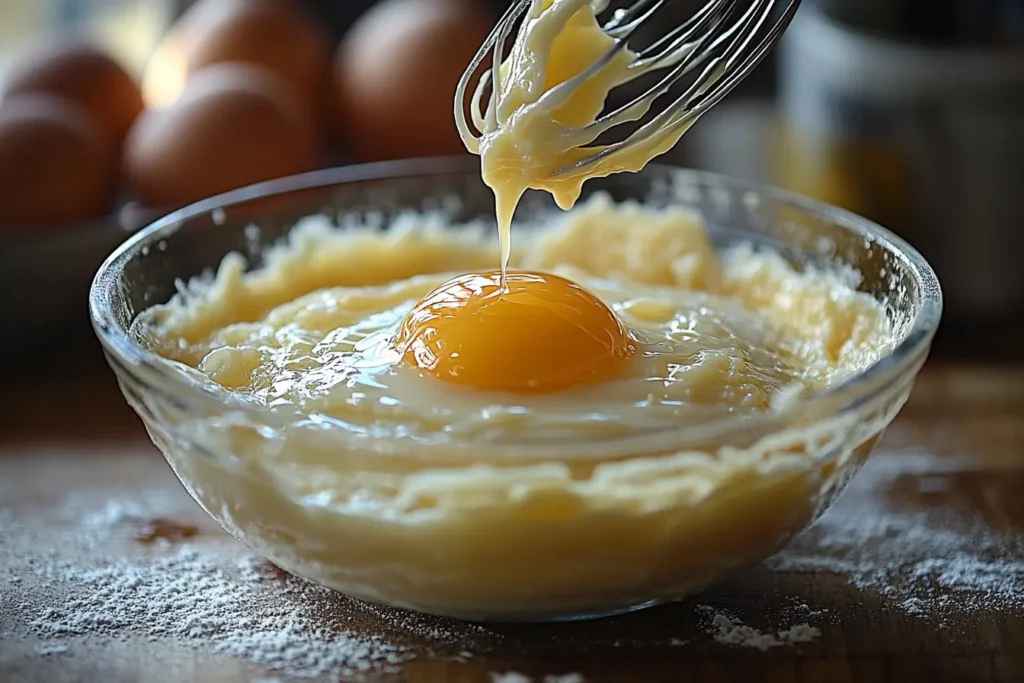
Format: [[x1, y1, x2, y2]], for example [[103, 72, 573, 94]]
[[89, 156, 943, 459]]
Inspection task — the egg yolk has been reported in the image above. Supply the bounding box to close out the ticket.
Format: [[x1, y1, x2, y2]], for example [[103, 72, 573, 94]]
[[396, 271, 635, 393]]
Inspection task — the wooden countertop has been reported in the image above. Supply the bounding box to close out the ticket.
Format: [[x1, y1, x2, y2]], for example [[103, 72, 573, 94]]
[[2, 351, 1023, 683]]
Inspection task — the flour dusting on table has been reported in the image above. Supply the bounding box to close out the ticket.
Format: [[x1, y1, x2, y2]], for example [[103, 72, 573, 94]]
[[25, 547, 411, 679], [766, 448, 1024, 618], [491, 673, 586, 683], [695, 606, 821, 651], [2, 492, 498, 680]]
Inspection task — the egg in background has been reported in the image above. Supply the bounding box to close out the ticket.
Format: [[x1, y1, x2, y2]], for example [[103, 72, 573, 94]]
[[331, 0, 493, 162], [124, 62, 317, 210], [0, 95, 118, 231], [141, 0, 329, 119], [2, 36, 144, 149]]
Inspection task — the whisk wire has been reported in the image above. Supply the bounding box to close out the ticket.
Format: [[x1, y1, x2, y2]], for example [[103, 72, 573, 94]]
[[604, 0, 664, 34], [605, 0, 676, 39], [455, 0, 532, 151], [536, 0, 717, 139], [457, 0, 801, 173], [635, 0, 733, 66], [587, 0, 736, 137]]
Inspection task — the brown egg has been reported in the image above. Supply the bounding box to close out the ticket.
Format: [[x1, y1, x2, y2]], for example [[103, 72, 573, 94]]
[[2, 36, 144, 147], [331, 0, 492, 162], [124, 63, 316, 209], [140, 25, 192, 109], [0, 94, 117, 230], [143, 0, 329, 116]]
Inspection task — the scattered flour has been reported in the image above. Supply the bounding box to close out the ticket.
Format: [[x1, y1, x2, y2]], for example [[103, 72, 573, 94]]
[[491, 674, 533, 683], [66, 494, 186, 548], [24, 546, 410, 679], [778, 623, 823, 644], [901, 598, 927, 616], [698, 608, 821, 651], [33, 643, 69, 656], [5, 492, 508, 679], [766, 448, 1024, 618], [491, 674, 586, 683]]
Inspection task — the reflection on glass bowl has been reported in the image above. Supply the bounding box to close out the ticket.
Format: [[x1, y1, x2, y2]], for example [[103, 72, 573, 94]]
[[89, 158, 941, 622]]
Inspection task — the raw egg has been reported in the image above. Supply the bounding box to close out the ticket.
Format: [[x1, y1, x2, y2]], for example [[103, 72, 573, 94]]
[[331, 0, 492, 161], [0, 94, 117, 230], [396, 271, 636, 393], [142, 0, 329, 115], [124, 63, 316, 209], [2, 36, 144, 147]]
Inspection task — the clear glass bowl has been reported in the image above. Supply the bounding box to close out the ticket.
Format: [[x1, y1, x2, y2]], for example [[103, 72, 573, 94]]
[[89, 158, 942, 622]]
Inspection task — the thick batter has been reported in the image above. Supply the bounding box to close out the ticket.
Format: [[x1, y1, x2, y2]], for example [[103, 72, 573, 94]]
[[146, 195, 889, 442], [459, 0, 706, 270], [135, 196, 899, 620]]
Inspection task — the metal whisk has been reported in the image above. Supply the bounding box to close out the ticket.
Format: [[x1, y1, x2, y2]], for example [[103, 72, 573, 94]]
[[455, 0, 802, 176]]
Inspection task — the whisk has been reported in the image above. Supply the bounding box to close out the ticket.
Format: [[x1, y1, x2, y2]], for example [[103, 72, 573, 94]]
[[455, 0, 802, 176]]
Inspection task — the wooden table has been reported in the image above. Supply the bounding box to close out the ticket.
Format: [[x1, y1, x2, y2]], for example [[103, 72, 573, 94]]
[[2, 348, 1023, 683]]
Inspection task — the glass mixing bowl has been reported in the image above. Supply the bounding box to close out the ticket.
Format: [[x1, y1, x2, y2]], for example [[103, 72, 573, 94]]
[[89, 158, 942, 622]]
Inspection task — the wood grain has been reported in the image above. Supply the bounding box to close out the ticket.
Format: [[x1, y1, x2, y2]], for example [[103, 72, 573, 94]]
[[1, 360, 1022, 683]]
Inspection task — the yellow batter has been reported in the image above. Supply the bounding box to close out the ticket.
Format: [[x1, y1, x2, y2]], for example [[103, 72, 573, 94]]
[[148, 196, 887, 441], [137, 196, 898, 619], [460, 0, 706, 270]]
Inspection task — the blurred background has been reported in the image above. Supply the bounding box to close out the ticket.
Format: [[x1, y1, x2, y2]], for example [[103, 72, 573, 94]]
[[0, 0, 1022, 361]]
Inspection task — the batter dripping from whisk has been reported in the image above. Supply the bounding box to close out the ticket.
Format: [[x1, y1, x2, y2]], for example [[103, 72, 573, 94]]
[[455, 0, 800, 277]]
